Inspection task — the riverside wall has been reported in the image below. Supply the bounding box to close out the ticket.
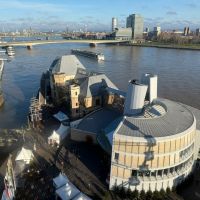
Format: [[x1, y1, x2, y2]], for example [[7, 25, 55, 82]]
[[0, 93, 4, 108]]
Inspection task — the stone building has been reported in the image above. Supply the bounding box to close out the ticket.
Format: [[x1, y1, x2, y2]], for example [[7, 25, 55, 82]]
[[49, 55, 122, 119]]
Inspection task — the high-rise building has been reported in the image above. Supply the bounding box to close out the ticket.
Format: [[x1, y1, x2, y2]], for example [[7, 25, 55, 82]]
[[154, 26, 161, 36], [184, 27, 190, 36], [196, 28, 200, 36], [112, 17, 118, 32], [126, 14, 144, 40]]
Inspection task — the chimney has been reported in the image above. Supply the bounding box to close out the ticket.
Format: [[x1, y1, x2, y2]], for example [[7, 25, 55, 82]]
[[141, 73, 157, 103], [124, 80, 148, 116]]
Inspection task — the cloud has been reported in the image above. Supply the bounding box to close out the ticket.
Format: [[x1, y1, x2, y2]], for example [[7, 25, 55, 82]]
[[166, 11, 177, 15], [186, 3, 197, 8]]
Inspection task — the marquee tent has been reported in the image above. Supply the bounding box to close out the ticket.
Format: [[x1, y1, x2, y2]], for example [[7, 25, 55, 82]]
[[15, 147, 34, 164], [55, 182, 80, 200], [48, 124, 70, 145], [53, 173, 69, 189]]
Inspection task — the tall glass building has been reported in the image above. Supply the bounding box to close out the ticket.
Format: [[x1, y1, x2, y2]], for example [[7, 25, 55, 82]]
[[126, 14, 144, 40]]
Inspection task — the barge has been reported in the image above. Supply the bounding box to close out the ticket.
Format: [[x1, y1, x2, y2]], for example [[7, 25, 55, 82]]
[[71, 49, 104, 61]]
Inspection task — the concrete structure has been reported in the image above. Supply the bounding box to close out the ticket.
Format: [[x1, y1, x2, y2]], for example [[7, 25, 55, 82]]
[[49, 55, 123, 119], [126, 14, 144, 40], [154, 27, 161, 37], [0, 39, 129, 49], [196, 28, 200, 36], [112, 17, 118, 32], [184, 27, 190, 36], [112, 28, 132, 40], [96, 74, 200, 192]]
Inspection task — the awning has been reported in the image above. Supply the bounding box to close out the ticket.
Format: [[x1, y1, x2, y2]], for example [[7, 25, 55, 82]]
[[72, 193, 92, 200], [56, 182, 80, 200], [53, 173, 69, 189], [53, 111, 69, 122]]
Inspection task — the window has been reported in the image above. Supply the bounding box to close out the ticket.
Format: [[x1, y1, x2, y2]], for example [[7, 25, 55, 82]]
[[96, 99, 100, 106], [114, 153, 119, 161], [76, 103, 78, 106], [131, 170, 137, 177], [75, 92, 77, 96]]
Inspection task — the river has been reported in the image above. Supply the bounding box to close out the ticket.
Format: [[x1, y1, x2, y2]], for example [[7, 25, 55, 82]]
[[0, 42, 200, 129]]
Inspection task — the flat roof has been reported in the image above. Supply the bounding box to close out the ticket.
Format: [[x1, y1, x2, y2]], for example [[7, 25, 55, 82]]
[[77, 108, 122, 134], [116, 98, 195, 137]]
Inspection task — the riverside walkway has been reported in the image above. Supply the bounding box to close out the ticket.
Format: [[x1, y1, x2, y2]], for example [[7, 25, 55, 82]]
[[0, 39, 129, 49]]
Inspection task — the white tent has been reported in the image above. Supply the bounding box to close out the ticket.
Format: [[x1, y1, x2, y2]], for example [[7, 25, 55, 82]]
[[48, 124, 70, 145], [15, 147, 34, 164], [56, 182, 80, 200], [53, 111, 69, 122], [53, 173, 69, 189], [72, 193, 92, 200]]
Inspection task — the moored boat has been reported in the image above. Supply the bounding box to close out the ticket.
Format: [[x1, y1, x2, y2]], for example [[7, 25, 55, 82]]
[[6, 46, 15, 56], [71, 49, 105, 61]]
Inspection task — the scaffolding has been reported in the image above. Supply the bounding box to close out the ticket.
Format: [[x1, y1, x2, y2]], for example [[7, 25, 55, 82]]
[[29, 97, 42, 128]]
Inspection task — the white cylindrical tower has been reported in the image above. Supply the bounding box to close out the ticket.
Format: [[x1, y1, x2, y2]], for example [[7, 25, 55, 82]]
[[112, 17, 118, 32], [124, 80, 148, 116]]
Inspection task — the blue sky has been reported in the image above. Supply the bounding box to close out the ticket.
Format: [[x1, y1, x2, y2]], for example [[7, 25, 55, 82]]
[[0, 0, 200, 31]]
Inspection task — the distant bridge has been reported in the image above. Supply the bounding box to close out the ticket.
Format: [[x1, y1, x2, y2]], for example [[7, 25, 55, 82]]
[[0, 39, 130, 49]]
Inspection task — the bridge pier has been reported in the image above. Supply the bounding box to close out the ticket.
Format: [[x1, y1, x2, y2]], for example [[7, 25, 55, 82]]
[[89, 43, 97, 47], [27, 45, 33, 50]]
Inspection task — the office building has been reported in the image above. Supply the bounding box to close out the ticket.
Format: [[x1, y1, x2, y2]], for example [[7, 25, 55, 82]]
[[184, 27, 190, 36], [154, 26, 161, 36], [196, 28, 200, 36], [126, 14, 144, 40], [112, 28, 132, 40], [112, 17, 118, 32]]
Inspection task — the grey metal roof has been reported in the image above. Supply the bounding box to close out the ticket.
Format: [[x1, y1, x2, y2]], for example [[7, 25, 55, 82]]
[[80, 74, 118, 98], [50, 55, 86, 76], [116, 98, 195, 137], [77, 108, 122, 134], [183, 104, 200, 130]]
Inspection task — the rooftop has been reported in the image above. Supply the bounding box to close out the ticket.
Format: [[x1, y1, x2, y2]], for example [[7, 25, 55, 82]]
[[77, 108, 122, 134], [49, 55, 86, 78], [116, 98, 195, 138], [79, 74, 118, 98]]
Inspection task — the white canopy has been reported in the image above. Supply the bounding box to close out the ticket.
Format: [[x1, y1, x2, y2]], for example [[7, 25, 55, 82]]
[[53, 111, 69, 122], [53, 173, 69, 189], [72, 193, 92, 200], [48, 124, 70, 145], [56, 182, 80, 200], [15, 147, 34, 164]]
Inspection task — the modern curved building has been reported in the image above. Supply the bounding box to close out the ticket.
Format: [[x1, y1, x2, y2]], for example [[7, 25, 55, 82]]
[[98, 74, 200, 192]]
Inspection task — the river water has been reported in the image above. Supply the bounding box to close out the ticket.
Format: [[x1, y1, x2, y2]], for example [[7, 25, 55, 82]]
[[0, 42, 200, 129]]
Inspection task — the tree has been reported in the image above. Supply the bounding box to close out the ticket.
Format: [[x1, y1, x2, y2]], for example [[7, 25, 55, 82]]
[[119, 186, 126, 199], [153, 190, 162, 200], [166, 187, 171, 194], [146, 190, 153, 200], [160, 188, 166, 198], [139, 190, 146, 200], [130, 189, 139, 200]]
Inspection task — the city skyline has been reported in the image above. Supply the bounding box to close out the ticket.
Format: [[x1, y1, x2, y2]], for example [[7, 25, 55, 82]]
[[0, 0, 200, 31]]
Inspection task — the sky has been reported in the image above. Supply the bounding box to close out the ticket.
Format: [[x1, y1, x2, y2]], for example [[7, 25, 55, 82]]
[[0, 0, 200, 32]]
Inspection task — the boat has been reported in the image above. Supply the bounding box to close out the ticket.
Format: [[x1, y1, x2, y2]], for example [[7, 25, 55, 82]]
[[0, 59, 4, 80], [71, 49, 105, 61], [6, 46, 15, 56]]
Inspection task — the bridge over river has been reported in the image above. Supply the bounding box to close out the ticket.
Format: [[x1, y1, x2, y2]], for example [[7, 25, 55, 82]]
[[0, 39, 130, 49]]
